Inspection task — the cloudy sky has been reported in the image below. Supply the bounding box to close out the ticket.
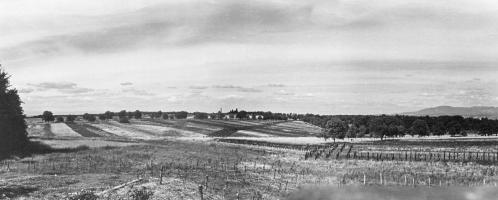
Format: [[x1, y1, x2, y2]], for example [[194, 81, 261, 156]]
[[1, 0, 498, 115]]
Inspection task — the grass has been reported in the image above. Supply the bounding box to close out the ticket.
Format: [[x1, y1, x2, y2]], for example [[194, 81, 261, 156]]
[[65, 122, 103, 137], [10, 119, 498, 199], [2, 137, 498, 199]]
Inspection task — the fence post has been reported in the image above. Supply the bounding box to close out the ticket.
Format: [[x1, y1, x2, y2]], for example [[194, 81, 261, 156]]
[[205, 175, 209, 189], [159, 165, 164, 185], [199, 185, 204, 200]]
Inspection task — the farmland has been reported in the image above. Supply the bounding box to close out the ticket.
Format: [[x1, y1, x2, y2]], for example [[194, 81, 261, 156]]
[[1, 118, 498, 199]]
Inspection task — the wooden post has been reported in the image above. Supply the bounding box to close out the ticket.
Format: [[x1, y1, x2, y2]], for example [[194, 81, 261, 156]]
[[199, 185, 204, 200], [159, 165, 164, 185], [205, 175, 209, 189]]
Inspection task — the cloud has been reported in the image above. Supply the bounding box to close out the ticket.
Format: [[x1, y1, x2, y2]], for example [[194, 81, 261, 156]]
[[0, 0, 314, 61], [28, 82, 94, 94], [122, 88, 155, 96], [212, 85, 240, 89], [275, 89, 294, 96], [219, 94, 244, 100], [18, 88, 34, 94], [29, 82, 77, 90], [189, 86, 208, 89], [267, 83, 286, 87], [61, 87, 95, 94], [120, 82, 133, 86], [237, 87, 262, 93], [212, 85, 261, 92]]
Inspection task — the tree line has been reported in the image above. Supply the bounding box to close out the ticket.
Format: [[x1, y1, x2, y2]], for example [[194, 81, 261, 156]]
[[299, 114, 498, 141]]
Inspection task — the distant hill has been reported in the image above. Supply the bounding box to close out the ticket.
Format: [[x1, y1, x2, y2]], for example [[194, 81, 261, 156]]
[[403, 106, 498, 119]]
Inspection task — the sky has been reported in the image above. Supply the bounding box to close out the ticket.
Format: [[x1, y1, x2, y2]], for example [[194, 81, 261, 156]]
[[1, 0, 498, 115]]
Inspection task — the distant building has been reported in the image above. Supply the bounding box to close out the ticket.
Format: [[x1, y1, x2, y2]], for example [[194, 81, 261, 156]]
[[186, 114, 195, 119]]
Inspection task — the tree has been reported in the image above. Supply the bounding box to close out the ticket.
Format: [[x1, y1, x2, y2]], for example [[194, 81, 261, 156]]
[[152, 111, 163, 119], [369, 118, 388, 140], [133, 110, 142, 119], [478, 118, 494, 136], [82, 113, 90, 121], [357, 125, 367, 138], [98, 114, 106, 120], [431, 121, 446, 136], [447, 120, 462, 136], [42, 111, 55, 122], [194, 112, 208, 119], [56, 116, 64, 123], [118, 110, 130, 123], [0, 66, 28, 154], [410, 119, 429, 136], [84, 114, 96, 122], [118, 110, 127, 118], [346, 125, 359, 138], [104, 111, 114, 120], [175, 111, 188, 119], [236, 110, 248, 119], [323, 118, 347, 142], [66, 115, 76, 123]]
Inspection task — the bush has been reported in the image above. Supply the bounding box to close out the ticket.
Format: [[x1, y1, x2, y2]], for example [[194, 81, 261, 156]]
[[68, 190, 98, 200], [66, 115, 76, 123], [128, 187, 153, 200], [119, 116, 130, 123], [56, 116, 64, 123]]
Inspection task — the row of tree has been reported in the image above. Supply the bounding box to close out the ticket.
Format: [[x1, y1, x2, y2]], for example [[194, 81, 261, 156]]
[[301, 114, 498, 141]]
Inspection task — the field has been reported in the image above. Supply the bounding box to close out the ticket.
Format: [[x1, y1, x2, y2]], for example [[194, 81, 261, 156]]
[[2, 118, 498, 199]]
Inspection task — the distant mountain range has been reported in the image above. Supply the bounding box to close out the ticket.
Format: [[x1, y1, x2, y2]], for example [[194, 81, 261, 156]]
[[403, 106, 498, 119]]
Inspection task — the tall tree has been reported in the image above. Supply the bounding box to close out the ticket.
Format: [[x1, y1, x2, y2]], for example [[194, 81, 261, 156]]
[[133, 110, 142, 119], [104, 111, 114, 120], [236, 110, 248, 119], [175, 111, 188, 119], [369, 118, 388, 140], [411, 119, 429, 136], [42, 111, 55, 122], [346, 125, 359, 138], [323, 118, 347, 142], [0, 67, 28, 154], [447, 120, 462, 136], [431, 121, 446, 136]]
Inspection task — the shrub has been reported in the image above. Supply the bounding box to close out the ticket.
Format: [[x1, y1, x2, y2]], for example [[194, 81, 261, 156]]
[[66, 115, 76, 123], [119, 116, 130, 123], [68, 190, 98, 200], [128, 187, 153, 200]]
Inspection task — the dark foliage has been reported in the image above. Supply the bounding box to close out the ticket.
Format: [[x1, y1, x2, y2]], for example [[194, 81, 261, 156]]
[[41, 111, 54, 122], [0, 67, 28, 156], [175, 111, 188, 119], [301, 114, 498, 138]]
